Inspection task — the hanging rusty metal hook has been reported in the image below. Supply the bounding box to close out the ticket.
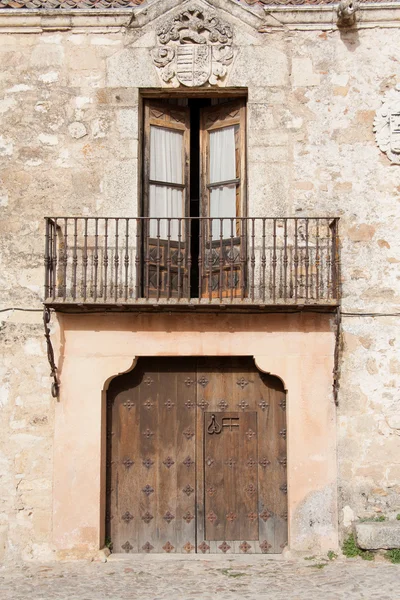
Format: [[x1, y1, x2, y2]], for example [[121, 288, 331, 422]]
[[207, 413, 222, 435]]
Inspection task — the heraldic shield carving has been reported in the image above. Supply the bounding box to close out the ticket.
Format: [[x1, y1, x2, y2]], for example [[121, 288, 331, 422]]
[[374, 84, 400, 164], [152, 5, 234, 88]]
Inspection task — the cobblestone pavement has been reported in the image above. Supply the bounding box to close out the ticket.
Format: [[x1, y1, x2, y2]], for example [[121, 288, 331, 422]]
[[1, 554, 399, 600]]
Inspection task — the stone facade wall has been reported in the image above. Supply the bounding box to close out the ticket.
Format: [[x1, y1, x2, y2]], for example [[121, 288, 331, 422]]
[[0, 1, 399, 559]]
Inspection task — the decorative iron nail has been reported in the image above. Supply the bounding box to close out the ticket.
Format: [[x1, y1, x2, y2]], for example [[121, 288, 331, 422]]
[[280, 484, 288, 494], [260, 509, 272, 522], [121, 541, 133, 553], [163, 511, 175, 524], [183, 542, 195, 553], [163, 541, 174, 553], [279, 399, 286, 411], [246, 458, 257, 468], [236, 377, 249, 389], [226, 512, 237, 522], [142, 428, 154, 439], [238, 399, 249, 411], [183, 511, 194, 524], [278, 457, 287, 467], [239, 541, 251, 553], [205, 456, 215, 467], [183, 427, 195, 440], [122, 458, 134, 469], [163, 456, 175, 469], [260, 540, 272, 553], [245, 428, 256, 440], [183, 456, 194, 468], [142, 458, 154, 469], [164, 398, 174, 410], [279, 429, 287, 440], [198, 541, 210, 554], [245, 483, 257, 496], [281, 511, 288, 521], [185, 399, 195, 409], [259, 458, 271, 468], [197, 376, 209, 388], [247, 512, 258, 522], [218, 400, 228, 410], [207, 486, 217, 497], [143, 377, 153, 386], [207, 511, 218, 524], [141, 512, 153, 524], [121, 511, 134, 523], [197, 399, 209, 410], [225, 458, 236, 468], [123, 399, 135, 410], [182, 484, 194, 496], [142, 484, 154, 496], [142, 542, 154, 553], [258, 399, 269, 411], [218, 541, 231, 553], [184, 378, 194, 387]]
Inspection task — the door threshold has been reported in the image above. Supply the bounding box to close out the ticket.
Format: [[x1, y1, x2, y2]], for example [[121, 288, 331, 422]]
[[108, 553, 286, 562]]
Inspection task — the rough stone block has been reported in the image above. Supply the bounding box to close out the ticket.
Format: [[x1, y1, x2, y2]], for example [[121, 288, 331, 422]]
[[355, 522, 400, 550]]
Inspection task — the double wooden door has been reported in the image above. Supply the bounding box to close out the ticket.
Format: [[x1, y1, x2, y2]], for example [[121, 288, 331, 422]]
[[106, 357, 287, 554]]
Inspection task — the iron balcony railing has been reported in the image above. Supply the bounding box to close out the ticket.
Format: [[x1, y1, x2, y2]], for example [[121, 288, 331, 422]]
[[44, 217, 340, 307]]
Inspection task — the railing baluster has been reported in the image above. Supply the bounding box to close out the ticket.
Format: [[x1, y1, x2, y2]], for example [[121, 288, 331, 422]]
[[187, 217, 191, 302], [208, 219, 213, 303], [198, 217, 203, 299], [283, 219, 288, 301], [52, 218, 58, 301], [104, 218, 109, 301], [72, 218, 77, 300], [334, 219, 340, 300], [83, 217, 88, 302], [294, 218, 298, 303], [261, 218, 266, 303], [305, 219, 310, 301], [272, 219, 277, 303], [177, 218, 182, 301], [44, 218, 50, 301], [114, 218, 119, 302], [219, 218, 223, 304], [326, 218, 331, 300], [62, 218, 68, 301], [94, 218, 99, 302], [251, 218, 255, 302], [230, 218, 234, 303], [135, 218, 140, 301], [240, 218, 246, 300], [124, 218, 129, 302], [166, 218, 171, 300], [156, 218, 160, 302], [316, 219, 320, 301], [145, 218, 150, 301]]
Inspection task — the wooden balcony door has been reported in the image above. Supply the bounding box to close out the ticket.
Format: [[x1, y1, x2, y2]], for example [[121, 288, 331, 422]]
[[143, 99, 246, 300], [200, 101, 246, 298], [107, 357, 287, 555]]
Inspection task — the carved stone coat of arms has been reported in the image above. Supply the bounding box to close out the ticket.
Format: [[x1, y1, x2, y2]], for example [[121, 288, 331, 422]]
[[374, 84, 400, 164], [152, 6, 234, 88]]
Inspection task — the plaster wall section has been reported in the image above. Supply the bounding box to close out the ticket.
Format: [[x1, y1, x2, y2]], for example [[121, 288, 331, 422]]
[[0, 2, 398, 559]]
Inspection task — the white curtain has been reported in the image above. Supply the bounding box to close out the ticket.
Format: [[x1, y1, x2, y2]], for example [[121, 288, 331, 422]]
[[209, 126, 237, 239], [149, 126, 183, 239]]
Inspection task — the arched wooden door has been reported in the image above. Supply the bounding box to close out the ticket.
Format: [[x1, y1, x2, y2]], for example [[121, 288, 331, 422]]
[[106, 357, 287, 554]]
